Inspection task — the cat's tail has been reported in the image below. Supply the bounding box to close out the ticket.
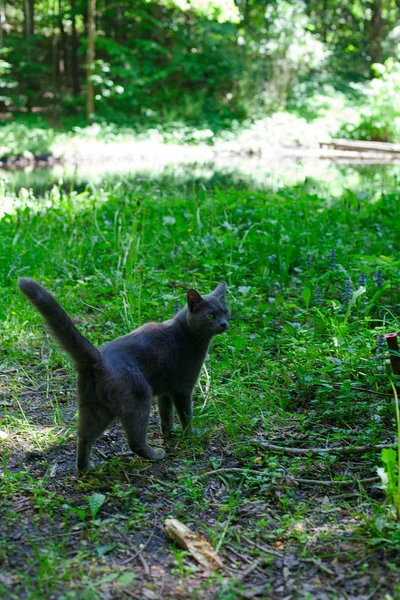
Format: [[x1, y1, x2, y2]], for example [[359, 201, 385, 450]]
[[18, 278, 102, 370]]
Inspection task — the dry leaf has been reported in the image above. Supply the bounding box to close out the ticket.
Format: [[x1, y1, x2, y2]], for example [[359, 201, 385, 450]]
[[165, 518, 223, 571]]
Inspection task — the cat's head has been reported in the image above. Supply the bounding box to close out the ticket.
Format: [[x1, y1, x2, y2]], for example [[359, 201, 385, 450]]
[[186, 282, 229, 336]]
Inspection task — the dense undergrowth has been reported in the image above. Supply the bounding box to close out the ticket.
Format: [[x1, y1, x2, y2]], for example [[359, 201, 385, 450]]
[[1, 177, 400, 597]]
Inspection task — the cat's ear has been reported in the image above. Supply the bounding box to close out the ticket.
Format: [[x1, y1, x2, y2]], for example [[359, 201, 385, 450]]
[[212, 281, 226, 298], [187, 289, 204, 312]]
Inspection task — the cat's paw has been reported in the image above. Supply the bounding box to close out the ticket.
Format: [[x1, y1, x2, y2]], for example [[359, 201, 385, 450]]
[[131, 445, 166, 460], [162, 426, 177, 439], [150, 447, 166, 460]]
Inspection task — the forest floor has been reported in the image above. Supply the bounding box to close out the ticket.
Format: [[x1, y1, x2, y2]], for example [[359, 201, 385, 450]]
[[1, 177, 400, 599]]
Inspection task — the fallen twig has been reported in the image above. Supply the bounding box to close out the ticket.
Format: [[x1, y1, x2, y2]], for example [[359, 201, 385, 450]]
[[239, 559, 263, 580], [193, 467, 380, 487], [225, 544, 268, 576], [120, 515, 158, 566], [193, 467, 263, 480], [260, 441, 396, 455], [301, 557, 336, 576], [241, 535, 284, 558], [288, 476, 380, 487], [121, 466, 174, 488]]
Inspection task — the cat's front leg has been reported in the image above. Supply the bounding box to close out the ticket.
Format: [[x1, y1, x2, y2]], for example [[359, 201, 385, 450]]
[[172, 391, 195, 436], [157, 394, 174, 438]]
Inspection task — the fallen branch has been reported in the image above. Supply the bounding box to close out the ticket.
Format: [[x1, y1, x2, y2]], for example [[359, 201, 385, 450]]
[[193, 467, 262, 480], [260, 441, 396, 456], [320, 138, 400, 153], [287, 476, 380, 487], [193, 467, 379, 487]]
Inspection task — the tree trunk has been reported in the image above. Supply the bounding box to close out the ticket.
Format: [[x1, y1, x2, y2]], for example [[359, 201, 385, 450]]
[[23, 0, 34, 38], [0, 0, 5, 47], [52, 0, 59, 97], [322, 0, 328, 43], [71, 0, 80, 97], [86, 0, 96, 122], [59, 0, 68, 81], [116, 3, 123, 42], [368, 0, 384, 68]]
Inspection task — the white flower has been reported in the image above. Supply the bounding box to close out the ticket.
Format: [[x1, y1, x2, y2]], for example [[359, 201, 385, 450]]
[[377, 467, 389, 489]]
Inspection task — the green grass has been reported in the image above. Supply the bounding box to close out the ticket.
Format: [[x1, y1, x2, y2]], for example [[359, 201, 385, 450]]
[[1, 176, 400, 597]]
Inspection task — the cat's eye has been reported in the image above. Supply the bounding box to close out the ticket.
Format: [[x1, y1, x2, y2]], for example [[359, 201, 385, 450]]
[[206, 313, 215, 319]]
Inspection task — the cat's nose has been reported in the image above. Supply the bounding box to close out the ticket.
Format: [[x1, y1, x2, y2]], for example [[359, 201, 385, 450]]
[[220, 320, 228, 331]]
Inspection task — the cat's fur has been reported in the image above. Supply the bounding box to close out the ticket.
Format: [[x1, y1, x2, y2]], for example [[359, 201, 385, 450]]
[[18, 278, 229, 471]]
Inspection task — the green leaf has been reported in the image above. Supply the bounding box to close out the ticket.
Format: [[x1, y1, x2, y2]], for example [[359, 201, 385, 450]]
[[302, 287, 311, 310], [89, 493, 106, 519], [96, 572, 119, 584], [96, 543, 116, 556], [381, 448, 398, 499], [283, 322, 298, 337], [117, 572, 136, 585], [344, 286, 366, 323], [366, 283, 391, 315], [232, 336, 246, 351]]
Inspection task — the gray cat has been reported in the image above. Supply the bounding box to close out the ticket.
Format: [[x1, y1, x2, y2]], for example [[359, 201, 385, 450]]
[[18, 278, 229, 471]]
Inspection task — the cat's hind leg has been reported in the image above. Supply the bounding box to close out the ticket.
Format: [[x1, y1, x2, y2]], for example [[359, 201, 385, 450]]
[[157, 394, 174, 438], [76, 372, 114, 472], [173, 391, 195, 436], [77, 406, 114, 472], [120, 386, 165, 460]]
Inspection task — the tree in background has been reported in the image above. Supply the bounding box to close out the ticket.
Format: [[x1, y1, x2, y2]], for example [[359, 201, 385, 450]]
[[1, 0, 400, 128], [86, 0, 96, 122]]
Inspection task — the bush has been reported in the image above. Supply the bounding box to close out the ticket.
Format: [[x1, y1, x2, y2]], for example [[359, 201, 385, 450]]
[[335, 59, 400, 142], [0, 123, 55, 159]]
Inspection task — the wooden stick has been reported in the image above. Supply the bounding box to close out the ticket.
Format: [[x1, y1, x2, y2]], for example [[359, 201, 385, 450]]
[[259, 441, 396, 455], [193, 468, 379, 487]]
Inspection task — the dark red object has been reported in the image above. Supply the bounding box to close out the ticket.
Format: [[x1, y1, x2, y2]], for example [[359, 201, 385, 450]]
[[384, 333, 400, 378]]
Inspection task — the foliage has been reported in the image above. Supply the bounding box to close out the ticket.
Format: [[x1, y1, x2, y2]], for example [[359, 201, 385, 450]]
[[336, 59, 400, 142], [0, 122, 54, 159], [4, 0, 400, 131], [258, 0, 328, 111], [0, 49, 17, 106]]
